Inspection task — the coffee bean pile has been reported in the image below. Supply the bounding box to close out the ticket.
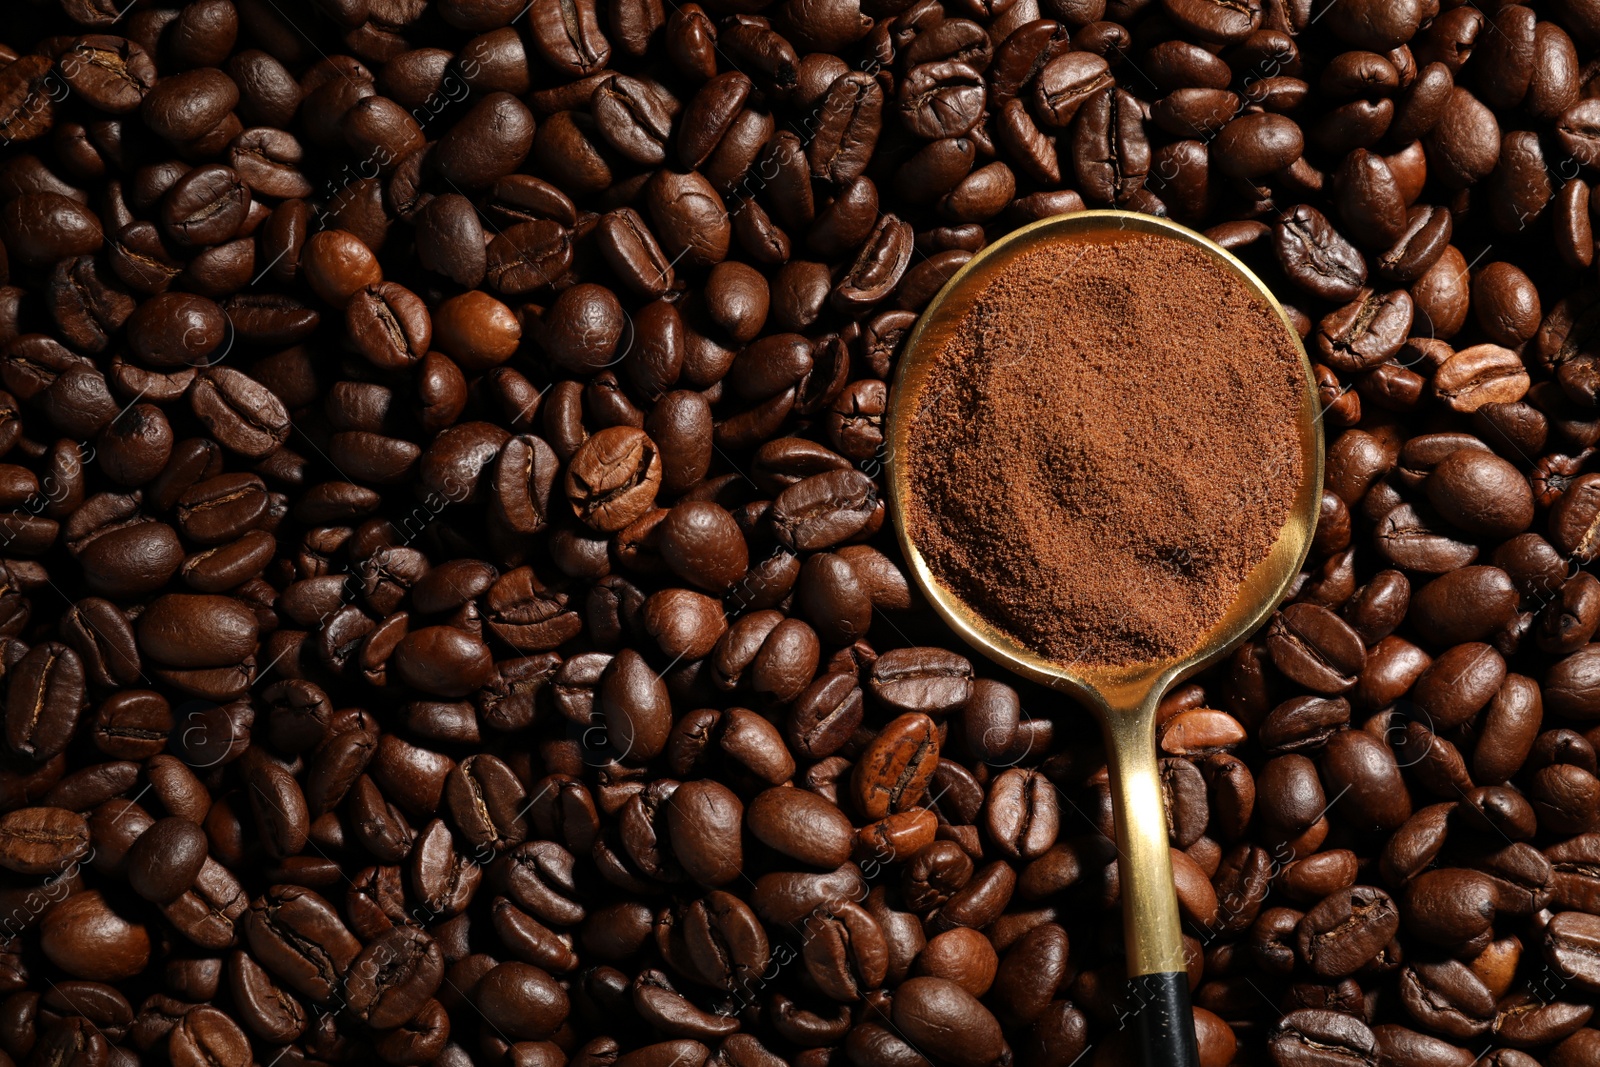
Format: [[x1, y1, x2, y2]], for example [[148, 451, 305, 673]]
[[0, 0, 1599, 1065]]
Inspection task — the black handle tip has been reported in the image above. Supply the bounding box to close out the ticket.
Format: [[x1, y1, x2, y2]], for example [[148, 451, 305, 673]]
[[1127, 971, 1200, 1067]]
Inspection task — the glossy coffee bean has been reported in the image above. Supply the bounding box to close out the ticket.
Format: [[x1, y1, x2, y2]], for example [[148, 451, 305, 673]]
[[125, 817, 208, 903], [0, 806, 89, 875]]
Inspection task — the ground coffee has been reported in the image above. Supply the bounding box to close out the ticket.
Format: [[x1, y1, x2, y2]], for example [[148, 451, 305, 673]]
[[905, 231, 1307, 667]]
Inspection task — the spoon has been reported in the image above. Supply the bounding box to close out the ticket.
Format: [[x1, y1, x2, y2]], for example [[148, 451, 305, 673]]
[[884, 210, 1324, 1067]]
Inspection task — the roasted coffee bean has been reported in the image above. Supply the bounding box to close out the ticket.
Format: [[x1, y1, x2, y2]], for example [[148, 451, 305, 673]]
[[831, 214, 913, 310], [798, 899, 887, 1000], [1269, 1009, 1377, 1066], [787, 672, 864, 759], [189, 368, 291, 458], [244, 885, 361, 1003], [90, 689, 170, 759], [1259, 697, 1350, 754], [1536, 572, 1600, 655], [658, 501, 747, 594], [483, 218, 574, 295], [985, 768, 1058, 859], [1318, 289, 1414, 373], [1073, 87, 1150, 203], [870, 647, 972, 714], [0, 805, 89, 875], [0, 55, 58, 143], [41, 889, 151, 981], [599, 648, 671, 763], [346, 282, 430, 370], [431, 90, 535, 188], [125, 817, 207, 903], [1376, 205, 1452, 283], [1295, 885, 1400, 979], [810, 72, 882, 184], [770, 469, 877, 551], [898, 62, 986, 141], [745, 785, 852, 868], [5, 642, 87, 762], [1409, 566, 1519, 647], [1401, 869, 1497, 952], [565, 427, 662, 533], [852, 713, 939, 820], [1425, 449, 1534, 539], [226, 949, 306, 1043], [1267, 604, 1366, 694], [598, 209, 677, 299], [141, 67, 238, 142], [1214, 112, 1303, 180], [1033, 52, 1111, 128], [645, 169, 730, 270], [1322, 728, 1412, 832], [160, 165, 250, 248], [169, 1006, 251, 1067], [1276, 205, 1367, 301], [345, 925, 444, 1029], [137, 594, 257, 669], [1551, 473, 1600, 562], [888, 977, 1004, 1067], [2, 193, 103, 266], [541, 283, 625, 374], [591, 75, 673, 168], [1412, 642, 1505, 729]]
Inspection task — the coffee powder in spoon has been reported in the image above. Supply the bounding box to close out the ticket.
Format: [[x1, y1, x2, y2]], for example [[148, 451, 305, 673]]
[[904, 230, 1306, 668]]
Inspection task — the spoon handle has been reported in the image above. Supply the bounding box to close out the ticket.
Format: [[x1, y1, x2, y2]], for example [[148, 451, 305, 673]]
[[1102, 696, 1200, 1067], [1127, 972, 1200, 1067]]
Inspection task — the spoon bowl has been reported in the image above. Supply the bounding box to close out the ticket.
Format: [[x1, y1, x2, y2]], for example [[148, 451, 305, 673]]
[[885, 210, 1324, 1067]]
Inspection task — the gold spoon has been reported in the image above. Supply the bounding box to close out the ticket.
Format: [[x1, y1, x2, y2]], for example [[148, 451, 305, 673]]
[[885, 210, 1324, 1067]]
